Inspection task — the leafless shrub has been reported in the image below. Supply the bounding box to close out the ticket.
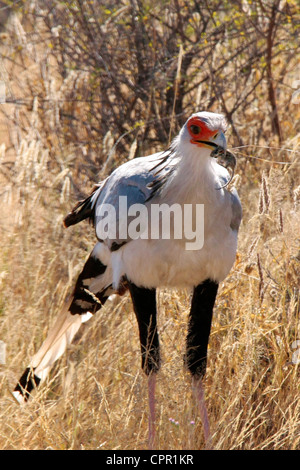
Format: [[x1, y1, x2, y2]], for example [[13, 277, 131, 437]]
[[1, 0, 299, 183]]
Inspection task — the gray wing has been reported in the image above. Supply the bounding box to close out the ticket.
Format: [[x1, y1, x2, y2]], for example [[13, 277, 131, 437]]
[[93, 152, 175, 250], [214, 161, 242, 232], [229, 187, 242, 231]]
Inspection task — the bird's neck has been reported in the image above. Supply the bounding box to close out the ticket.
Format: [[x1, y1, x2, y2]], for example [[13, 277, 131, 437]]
[[165, 149, 218, 204]]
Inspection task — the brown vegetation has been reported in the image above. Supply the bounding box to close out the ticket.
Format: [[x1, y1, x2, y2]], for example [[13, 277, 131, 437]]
[[0, 0, 299, 449]]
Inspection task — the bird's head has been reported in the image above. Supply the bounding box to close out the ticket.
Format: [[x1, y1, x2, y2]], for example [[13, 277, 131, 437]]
[[178, 112, 227, 158]]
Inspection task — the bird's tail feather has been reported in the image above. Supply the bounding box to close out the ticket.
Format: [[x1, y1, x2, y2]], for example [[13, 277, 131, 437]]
[[13, 302, 83, 403], [13, 244, 115, 403], [31, 302, 83, 379]]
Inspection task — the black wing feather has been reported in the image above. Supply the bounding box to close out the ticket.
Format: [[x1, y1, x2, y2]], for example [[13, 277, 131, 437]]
[[63, 184, 100, 228]]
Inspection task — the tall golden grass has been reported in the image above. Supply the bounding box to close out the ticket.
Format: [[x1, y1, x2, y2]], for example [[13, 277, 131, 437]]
[[0, 4, 299, 450]]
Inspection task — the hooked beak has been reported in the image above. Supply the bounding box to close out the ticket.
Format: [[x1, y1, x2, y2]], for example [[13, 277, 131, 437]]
[[191, 131, 227, 153]]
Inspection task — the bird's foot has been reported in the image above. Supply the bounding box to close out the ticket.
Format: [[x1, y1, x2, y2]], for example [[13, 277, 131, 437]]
[[148, 373, 156, 450], [192, 377, 213, 450]]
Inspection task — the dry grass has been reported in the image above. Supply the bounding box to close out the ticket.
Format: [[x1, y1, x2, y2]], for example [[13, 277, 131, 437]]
[[0, 4, 299, 450], [0, 116, 299, 452]]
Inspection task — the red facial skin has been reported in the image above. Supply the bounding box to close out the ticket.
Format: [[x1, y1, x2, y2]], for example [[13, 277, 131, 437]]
[[187, 117, 218, 147]]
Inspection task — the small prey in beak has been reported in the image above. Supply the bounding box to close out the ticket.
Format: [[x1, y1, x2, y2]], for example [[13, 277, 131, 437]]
[[211, 146, 236, 190]]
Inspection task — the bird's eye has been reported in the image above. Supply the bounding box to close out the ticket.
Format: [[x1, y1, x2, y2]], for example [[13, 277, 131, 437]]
[[189, 124, 201, 135]]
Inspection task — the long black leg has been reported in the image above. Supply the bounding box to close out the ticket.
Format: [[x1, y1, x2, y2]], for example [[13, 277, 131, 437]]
[[128, 282, 160, 375], [186, 279, 218, 449], [186, 279, 218, 378], [128, 282, 159, 449]]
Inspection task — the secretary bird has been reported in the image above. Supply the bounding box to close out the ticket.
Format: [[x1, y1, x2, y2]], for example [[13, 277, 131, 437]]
[[13, 111, 242, 449]]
